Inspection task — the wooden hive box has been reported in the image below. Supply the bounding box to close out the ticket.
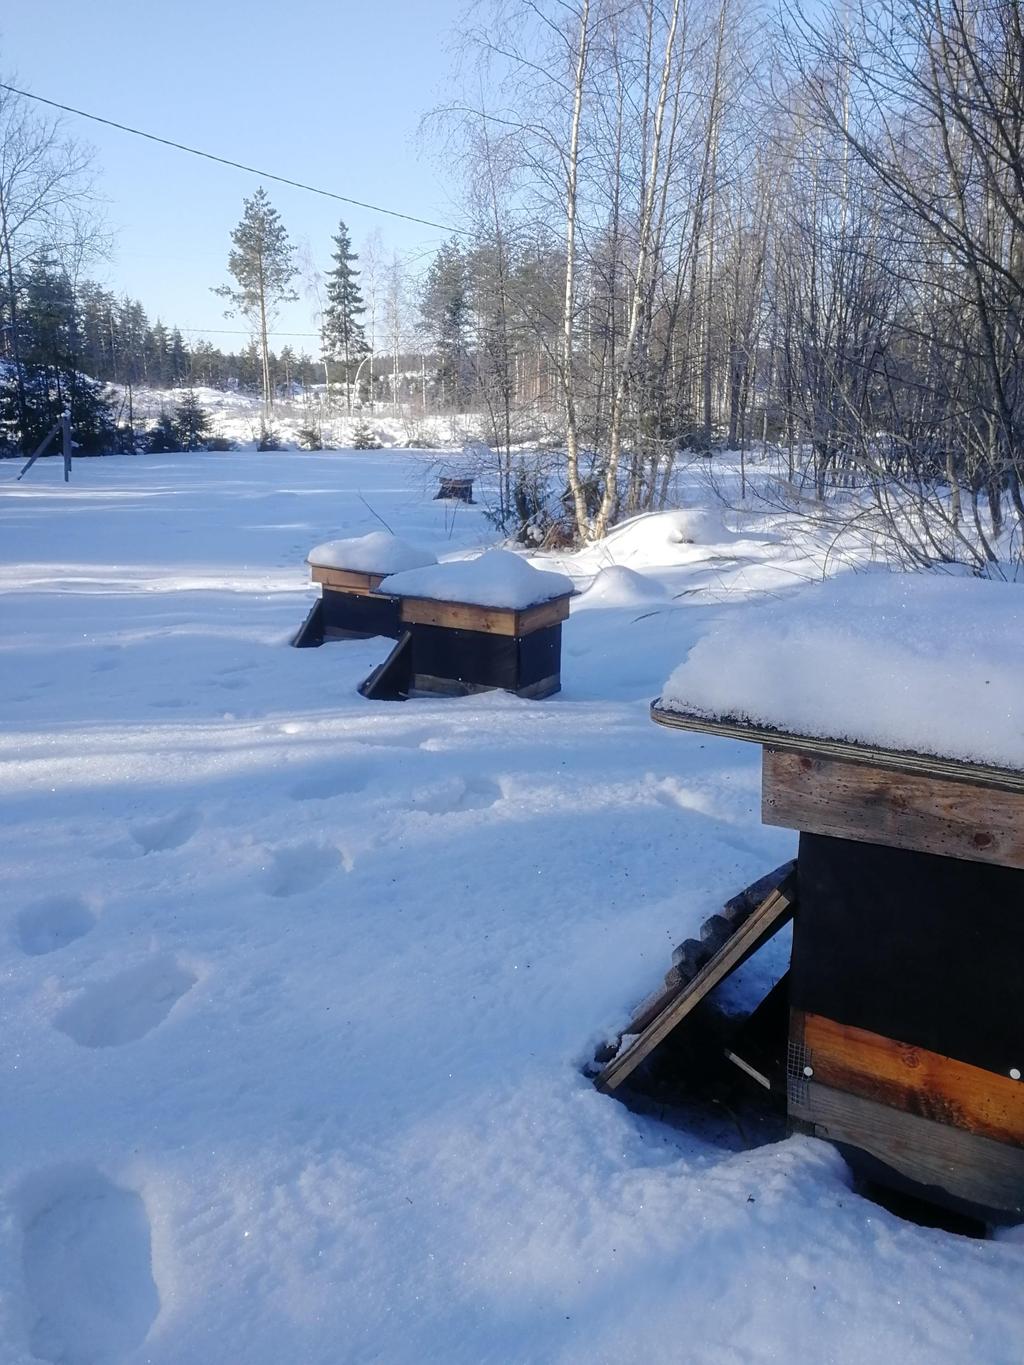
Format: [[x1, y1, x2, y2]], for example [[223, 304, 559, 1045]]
[[308, 563, 402, 641], [296, 533, 437, 647], [394, 592, 571, 699], [650, 706, 1024, 1225]]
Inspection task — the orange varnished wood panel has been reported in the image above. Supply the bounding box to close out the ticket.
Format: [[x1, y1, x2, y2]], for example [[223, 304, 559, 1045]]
[[799, 1010, 1024, 1148]]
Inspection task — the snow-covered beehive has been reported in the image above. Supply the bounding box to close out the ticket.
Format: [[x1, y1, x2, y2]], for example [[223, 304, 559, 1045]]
[[360, 550, 574, 700], [604, 574, 1024, 1227], [295, 533, 437, 646]]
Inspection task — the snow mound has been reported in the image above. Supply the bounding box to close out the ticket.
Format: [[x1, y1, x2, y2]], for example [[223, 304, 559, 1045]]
[[661, 573, 1024, 769], [378, 549, 573, 609], [307, 532, 436, 575], [581, 565, 667, 606], [601, 508, 726, 567]]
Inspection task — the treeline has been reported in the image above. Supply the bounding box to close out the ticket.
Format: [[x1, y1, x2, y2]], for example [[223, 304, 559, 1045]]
[[426, 0, 1024, 566], [0, 258, 326, 399]]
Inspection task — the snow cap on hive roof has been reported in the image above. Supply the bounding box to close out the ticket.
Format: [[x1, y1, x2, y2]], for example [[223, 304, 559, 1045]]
[[660, 571, 1024, 770], [377, 549, 574, 610], [307, 532, 437, 575]]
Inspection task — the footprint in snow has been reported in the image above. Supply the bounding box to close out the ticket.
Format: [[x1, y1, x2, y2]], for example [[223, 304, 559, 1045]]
[[20, 1166, 159, 1365], [264, 843, 346, 897], [55, 955, 197, 1048], [358, 729, 434, 751], [15, 895, 97, 956], [289, 765, 369, 802], [129, 807, 202, 854], [407, 776, 502, 815]]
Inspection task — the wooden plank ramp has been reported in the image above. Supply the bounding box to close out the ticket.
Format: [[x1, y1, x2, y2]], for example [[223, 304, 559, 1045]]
[[595, 870, 797, 1093]]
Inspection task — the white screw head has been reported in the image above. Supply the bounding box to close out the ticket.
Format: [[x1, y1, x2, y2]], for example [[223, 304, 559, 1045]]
[[1011, 1068, 1021, 1081], [803, 1065, 814, 1078]]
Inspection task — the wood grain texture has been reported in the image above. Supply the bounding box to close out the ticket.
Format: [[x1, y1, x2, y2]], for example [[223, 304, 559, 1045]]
[[649, 703, 1024, 793], [595, 875, 796, 1092], [310, 566, 386, 594], [762, 747, 1024, 869], [798, 1011, 1024, 1148], [788, 1080, 1024, 1218], [400, 594, 570, 637]]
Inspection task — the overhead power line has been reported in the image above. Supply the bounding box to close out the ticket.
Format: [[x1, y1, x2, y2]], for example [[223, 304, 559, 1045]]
[[175, 326, 322, 338], [0, 82, 470, 238]]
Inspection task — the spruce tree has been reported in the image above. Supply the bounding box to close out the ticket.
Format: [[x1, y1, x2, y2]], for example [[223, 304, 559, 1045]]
[[173, 388, 213, 450], [321, 220, 367, 413], [147, 410, 179, 453], [213, 187, 297, 422]]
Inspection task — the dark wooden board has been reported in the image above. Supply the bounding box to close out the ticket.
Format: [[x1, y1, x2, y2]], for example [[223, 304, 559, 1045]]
[[408, 622, 562, 694], [321, 587, 402, 641], [792, 833, 1024, 1078], [292, 598, 324, 648], [763, 747, 1024, 870], [649, 702, 1024, 794], [358, 631, 413, 701]]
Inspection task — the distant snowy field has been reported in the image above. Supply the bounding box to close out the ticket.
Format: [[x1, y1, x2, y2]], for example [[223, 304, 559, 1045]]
[[1, 449, 1021, 1365], [128, 384, 486, 450]]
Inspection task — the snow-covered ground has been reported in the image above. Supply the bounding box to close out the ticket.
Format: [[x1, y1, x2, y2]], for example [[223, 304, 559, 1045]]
[[1, 449, 1021, 1365], [128, 384, 484, 451]]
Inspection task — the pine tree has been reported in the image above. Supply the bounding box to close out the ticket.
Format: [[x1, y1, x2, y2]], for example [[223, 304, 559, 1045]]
[[173, 388, 213, 450], [321, 220, 368, 414], [147, 321, 170, 386], [421, 239, 471, 411], [278, 343, 297, 395], [213, 187, 297, 421], [168, 328, 189, 386]]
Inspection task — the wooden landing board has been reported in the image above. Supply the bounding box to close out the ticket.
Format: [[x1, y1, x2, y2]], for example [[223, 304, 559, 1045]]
[[763, 748, 1024, 870], [292, 597, 325, 648], [358, 631, 413, 701], [793, 1011, 1024, 1148], [649, 703, 1024, 795], [788, 1080, 1024, 1220], [310, 566, 386, 595], [399, 594, 570, 638], [611, 861, 796, 1044], [596, 875, 796, 1093]]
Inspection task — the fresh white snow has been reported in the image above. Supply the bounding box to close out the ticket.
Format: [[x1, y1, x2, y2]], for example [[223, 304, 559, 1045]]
[[662, 572, 1024, 769], [378, 548, 574, 608], [307, 531, 436, 574], [1, 449, 1022, 1365]]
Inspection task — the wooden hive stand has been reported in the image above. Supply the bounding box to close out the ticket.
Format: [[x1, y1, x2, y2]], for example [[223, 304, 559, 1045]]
[[646, 706, 1024, 1226]]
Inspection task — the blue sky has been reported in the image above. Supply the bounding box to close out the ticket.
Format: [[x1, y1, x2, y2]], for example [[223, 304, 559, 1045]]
[[1, 0, 468, 350]]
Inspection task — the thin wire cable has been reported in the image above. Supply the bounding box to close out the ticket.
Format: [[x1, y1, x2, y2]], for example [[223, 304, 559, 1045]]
[[0, 82, 469, 238]]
